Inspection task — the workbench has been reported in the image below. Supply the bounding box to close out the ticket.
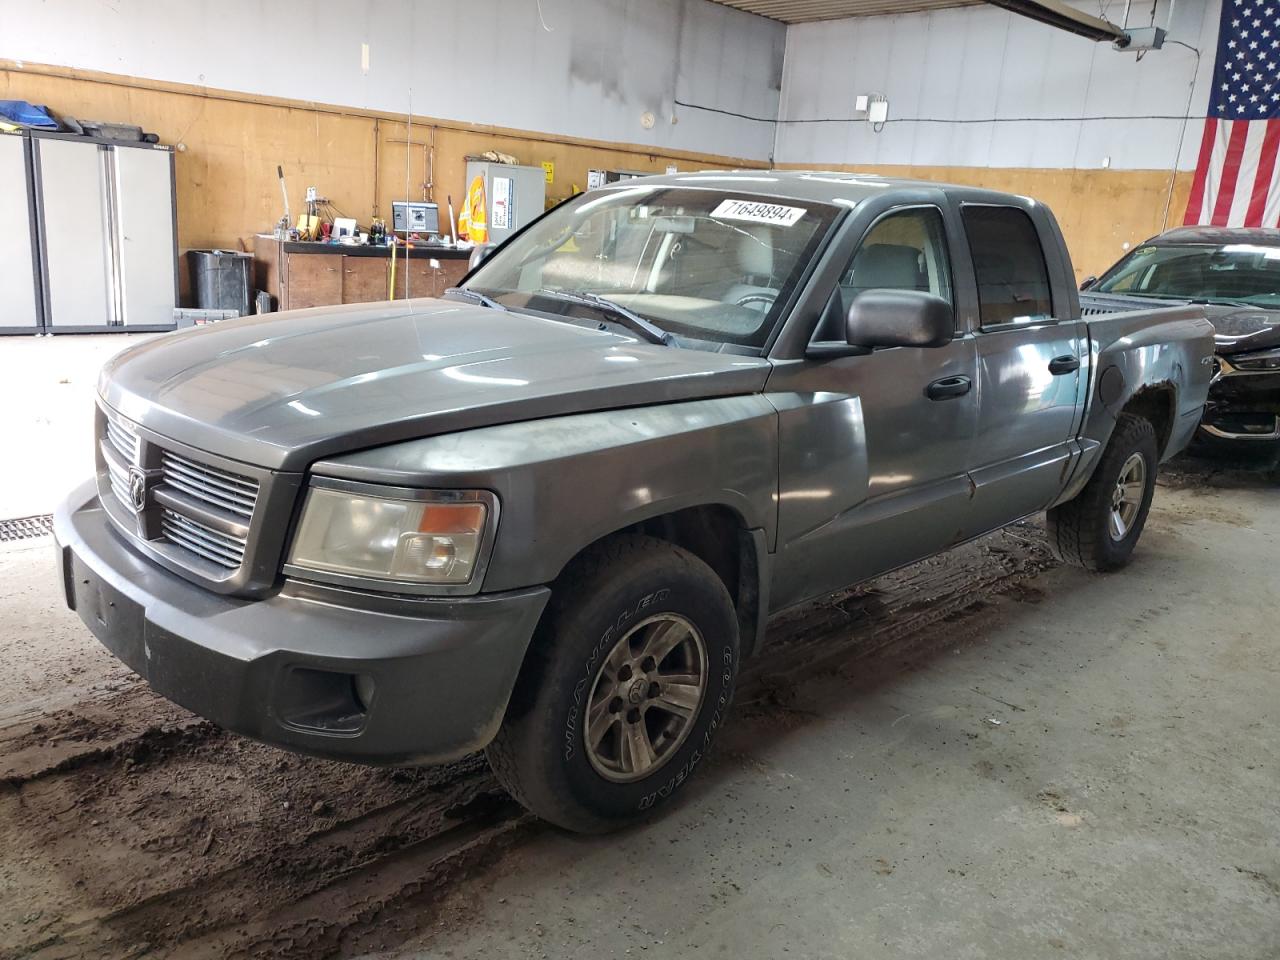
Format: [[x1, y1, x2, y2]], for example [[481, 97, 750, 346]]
[[252, 237, 472, 311]]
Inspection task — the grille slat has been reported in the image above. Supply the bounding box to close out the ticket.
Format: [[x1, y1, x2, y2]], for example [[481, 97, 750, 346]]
[[161, 453, 258, 519], [160, 510, 245, 569], [163, 452, 258, 497], [105, 454, 131, 511], [106, 418, 139, 463]]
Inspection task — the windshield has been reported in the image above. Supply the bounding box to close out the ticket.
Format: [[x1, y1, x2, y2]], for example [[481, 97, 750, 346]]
[[1093, 242, 1280, 307], [464, 186, 841, 348]]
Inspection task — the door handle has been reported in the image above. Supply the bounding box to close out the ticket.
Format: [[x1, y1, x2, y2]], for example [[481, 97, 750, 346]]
[[1049, 355, 1081, 375], [926, 375, 972, 401]]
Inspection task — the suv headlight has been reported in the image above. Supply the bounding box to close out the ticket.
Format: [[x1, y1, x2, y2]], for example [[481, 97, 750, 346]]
[[286, 480, 496, 590]]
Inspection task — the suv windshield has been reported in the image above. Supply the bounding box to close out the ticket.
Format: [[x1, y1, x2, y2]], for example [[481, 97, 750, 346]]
[[464, 186, 840, 348], [1094, 242, 1280, 307]]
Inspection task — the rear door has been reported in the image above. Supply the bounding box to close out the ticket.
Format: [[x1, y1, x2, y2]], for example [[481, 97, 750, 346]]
[[961, 204, 1088, 536]]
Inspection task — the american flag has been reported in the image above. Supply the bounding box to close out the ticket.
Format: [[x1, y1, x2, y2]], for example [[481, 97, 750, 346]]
[[1184, 0, 1280, 227]]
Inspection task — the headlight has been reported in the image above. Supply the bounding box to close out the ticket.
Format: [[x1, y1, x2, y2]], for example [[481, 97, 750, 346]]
[[286, 482, 494, 588]]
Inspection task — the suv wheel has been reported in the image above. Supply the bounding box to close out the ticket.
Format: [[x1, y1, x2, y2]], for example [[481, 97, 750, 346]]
[[485, 535, 739, 833], [1046, 413, 1159, 571]]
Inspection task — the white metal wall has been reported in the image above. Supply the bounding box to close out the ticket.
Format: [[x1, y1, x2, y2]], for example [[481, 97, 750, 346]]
[[0, 0, 785, 161], [775, 0, 1220, 170]]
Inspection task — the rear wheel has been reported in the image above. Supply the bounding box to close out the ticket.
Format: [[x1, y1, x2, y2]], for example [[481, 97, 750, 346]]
[[1046, 413, 1158, 571], [485, 535, 739, 833]]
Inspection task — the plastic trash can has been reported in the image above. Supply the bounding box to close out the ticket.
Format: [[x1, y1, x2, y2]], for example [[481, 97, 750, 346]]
[[187, 250, 254, 317]]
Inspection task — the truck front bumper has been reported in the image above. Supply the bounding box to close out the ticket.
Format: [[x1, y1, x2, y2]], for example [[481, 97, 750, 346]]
[[54, 480, 549, 766]]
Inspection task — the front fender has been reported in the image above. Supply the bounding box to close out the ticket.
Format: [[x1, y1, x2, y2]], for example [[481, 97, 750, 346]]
[[311, 395, 780, 592]]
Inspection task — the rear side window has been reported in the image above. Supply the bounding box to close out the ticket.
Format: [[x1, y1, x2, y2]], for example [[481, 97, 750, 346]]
[[962, 206, 1054, 327]]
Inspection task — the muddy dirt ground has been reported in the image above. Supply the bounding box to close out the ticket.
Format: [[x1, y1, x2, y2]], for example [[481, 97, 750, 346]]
[[1, 452, 1275, 959]]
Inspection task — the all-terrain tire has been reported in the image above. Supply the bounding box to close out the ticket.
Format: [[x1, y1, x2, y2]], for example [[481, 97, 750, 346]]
[[1046, 413, 1159, 572], [485, 535, 740, 833]]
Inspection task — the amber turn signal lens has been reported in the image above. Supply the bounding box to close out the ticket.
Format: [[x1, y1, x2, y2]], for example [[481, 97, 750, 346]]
[[417, 503, 486, 535]]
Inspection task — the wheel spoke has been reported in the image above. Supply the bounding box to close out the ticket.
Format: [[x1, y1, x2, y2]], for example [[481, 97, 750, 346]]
[[651, 680, 700, 719], [1110, 510, 1126, 539], [587, 697, 616, 748], [642, 619, 690, 666], [621, 722, 657, 774], [1120, 481, 1144, 505]]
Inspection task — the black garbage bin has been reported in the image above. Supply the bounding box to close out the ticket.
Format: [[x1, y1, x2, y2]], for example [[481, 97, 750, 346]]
[[187, 250, 254, 317]]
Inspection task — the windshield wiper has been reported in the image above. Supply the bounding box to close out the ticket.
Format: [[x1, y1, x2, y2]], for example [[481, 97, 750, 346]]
[[535, 289, 672, 346], [1188, 297, 1259, 309], [444, 287, 507, 311]]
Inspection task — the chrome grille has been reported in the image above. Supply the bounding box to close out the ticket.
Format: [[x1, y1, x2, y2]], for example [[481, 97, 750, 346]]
[[159, 509, 245, 569], [161, 451, 258, 520], [98, 406, 262, 580]]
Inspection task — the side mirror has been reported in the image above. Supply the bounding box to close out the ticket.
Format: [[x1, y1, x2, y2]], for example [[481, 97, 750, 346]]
[[1079, 275, 1097, 290], [846, 289, 954, 349], [468, 242, 497, 271]]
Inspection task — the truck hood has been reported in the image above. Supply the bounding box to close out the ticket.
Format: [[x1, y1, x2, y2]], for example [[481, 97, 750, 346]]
[[100, 299, 772, 471]]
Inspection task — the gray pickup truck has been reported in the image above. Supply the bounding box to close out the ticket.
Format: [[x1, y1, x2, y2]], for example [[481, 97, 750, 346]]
[[55, 172, 1214, 832]]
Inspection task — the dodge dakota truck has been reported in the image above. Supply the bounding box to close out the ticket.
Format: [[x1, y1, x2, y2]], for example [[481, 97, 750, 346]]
[[1081, 226, 1280, 448], [55, 172, 1215, 832]]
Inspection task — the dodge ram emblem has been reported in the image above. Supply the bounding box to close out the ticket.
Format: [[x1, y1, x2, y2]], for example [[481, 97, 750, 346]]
[[127, 467, 149, 514]]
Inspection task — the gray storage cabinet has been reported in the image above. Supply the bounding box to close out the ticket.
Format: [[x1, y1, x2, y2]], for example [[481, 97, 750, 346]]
[[8, 131, 178, 334], [465, 161, 547, 244]]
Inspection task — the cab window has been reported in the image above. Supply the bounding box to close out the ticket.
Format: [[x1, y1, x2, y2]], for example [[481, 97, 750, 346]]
[[962, 205, 1054, 327], [812, 206, 953, 343]]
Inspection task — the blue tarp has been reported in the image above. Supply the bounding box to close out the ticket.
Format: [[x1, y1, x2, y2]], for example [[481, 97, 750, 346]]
[[0, 100, 58, 129]]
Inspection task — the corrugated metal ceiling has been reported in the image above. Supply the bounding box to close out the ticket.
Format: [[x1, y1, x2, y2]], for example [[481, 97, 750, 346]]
[[710, 0, 982, 23]]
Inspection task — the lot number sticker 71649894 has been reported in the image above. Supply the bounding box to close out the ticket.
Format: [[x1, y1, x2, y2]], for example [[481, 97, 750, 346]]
[[710, 199, 807, 227]]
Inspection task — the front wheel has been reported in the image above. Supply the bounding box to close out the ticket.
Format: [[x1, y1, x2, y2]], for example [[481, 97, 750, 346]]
[[1046, 413, 1158, 571], [485, 535, 740, 833]]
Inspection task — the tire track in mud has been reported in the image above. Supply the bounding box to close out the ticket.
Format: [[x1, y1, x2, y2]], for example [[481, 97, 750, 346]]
[[0, 521, 1054, 960]]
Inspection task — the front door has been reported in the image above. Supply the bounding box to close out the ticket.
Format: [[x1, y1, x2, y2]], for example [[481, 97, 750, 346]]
[[959, 204, 1088, 536], [768, 204, 979, 611]]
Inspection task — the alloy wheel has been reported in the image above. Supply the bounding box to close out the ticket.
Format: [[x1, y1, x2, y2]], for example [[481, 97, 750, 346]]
[[583, 614, 708, 783]]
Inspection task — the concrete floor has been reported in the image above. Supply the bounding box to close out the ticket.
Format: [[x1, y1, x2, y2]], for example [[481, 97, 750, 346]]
[[380, 472, 1280, 960]]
